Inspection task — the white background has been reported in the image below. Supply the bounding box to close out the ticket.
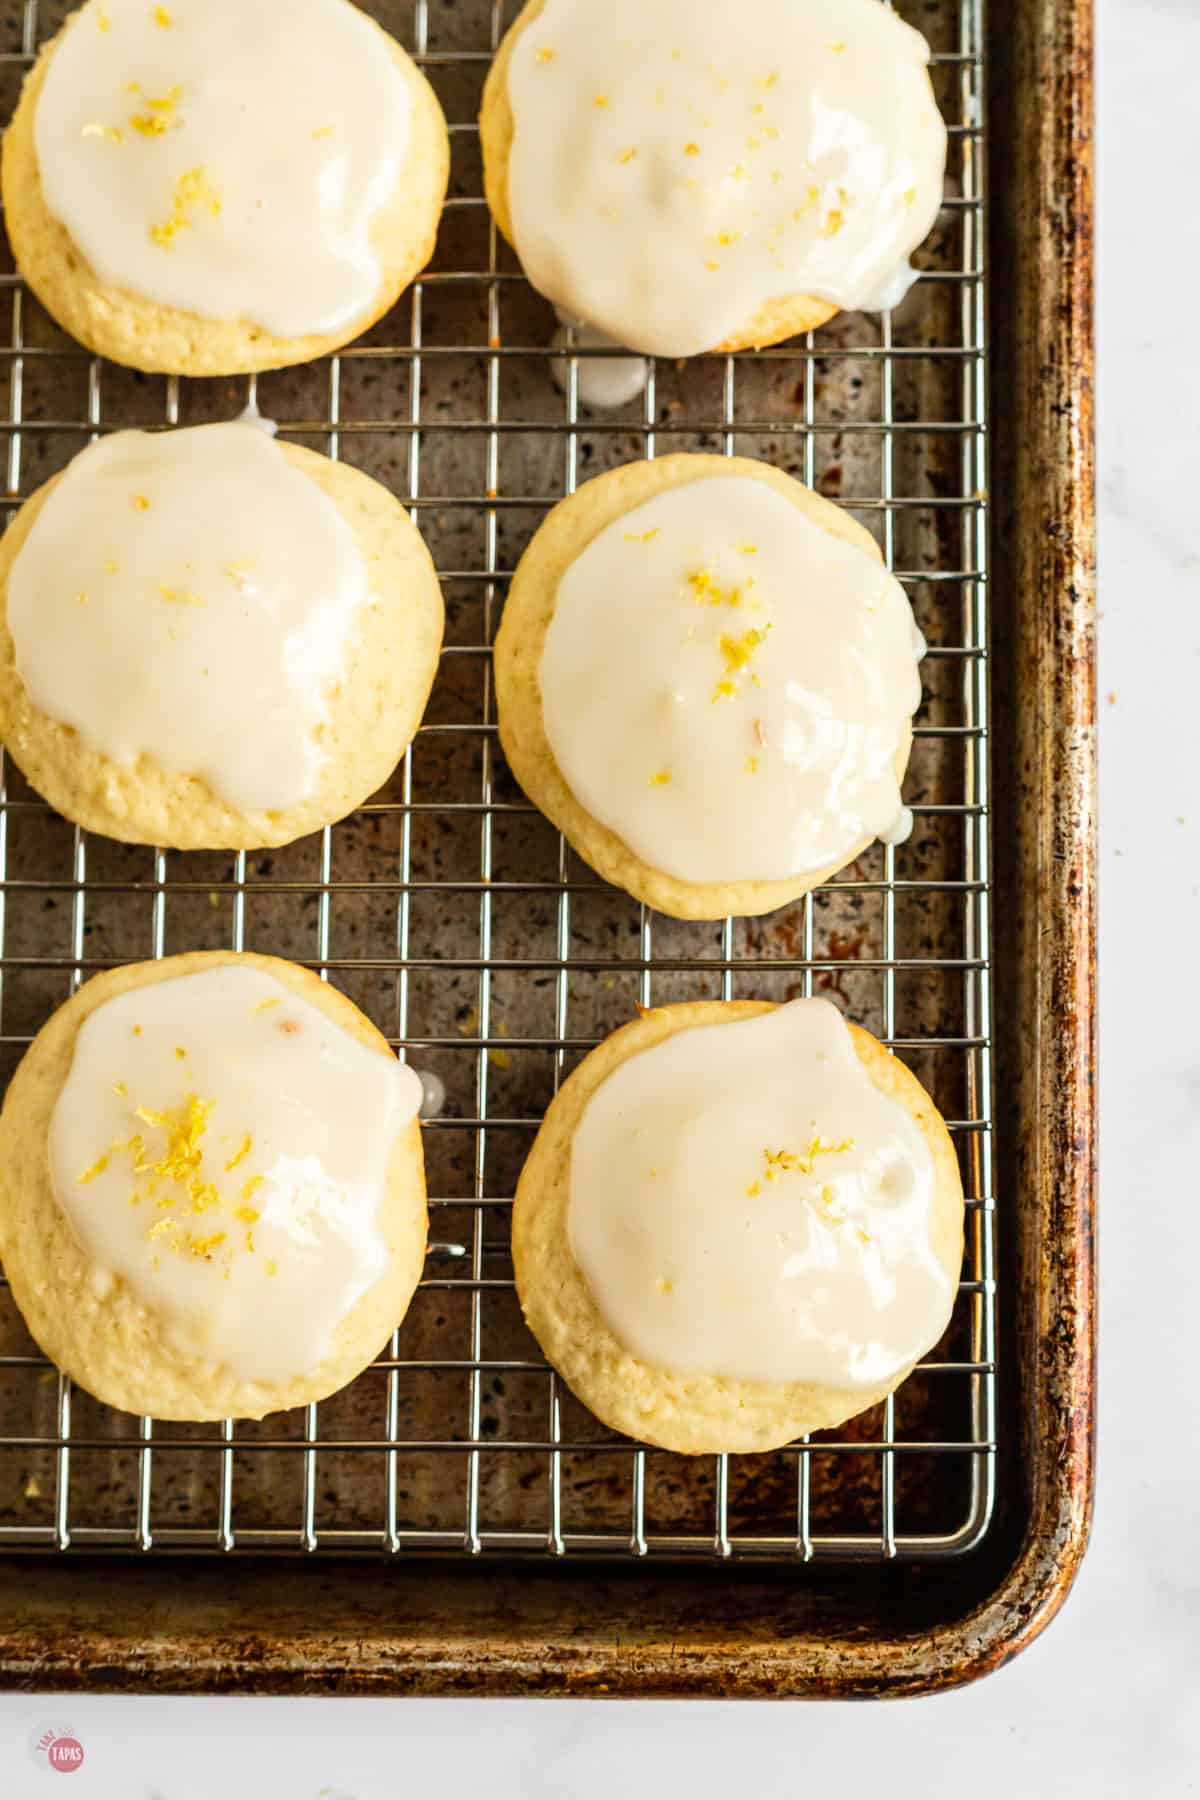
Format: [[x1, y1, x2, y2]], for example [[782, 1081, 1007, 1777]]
[[2, 0, 1197, 1791]]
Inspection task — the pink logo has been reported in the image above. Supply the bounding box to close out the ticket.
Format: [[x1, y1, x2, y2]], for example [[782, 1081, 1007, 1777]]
[[47, 1736, 85, 1773], [31, 1727, 85, 1774]]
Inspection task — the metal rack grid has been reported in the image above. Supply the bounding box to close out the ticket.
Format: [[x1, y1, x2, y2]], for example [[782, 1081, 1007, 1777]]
[[0, 0, 994, 1561]]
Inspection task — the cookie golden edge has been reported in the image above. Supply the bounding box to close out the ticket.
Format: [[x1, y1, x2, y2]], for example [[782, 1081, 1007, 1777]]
[[0, 440, 445, 850], [0, 4, 450, 375], [0, 950, 429, 1422], [512, 999, 965, 1456], [494, 453, 913, 921], [479, 0, 839, 350]]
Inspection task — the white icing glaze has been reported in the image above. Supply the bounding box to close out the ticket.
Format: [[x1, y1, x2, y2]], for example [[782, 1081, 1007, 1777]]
[[551, 313, 649, 410], [539, 476, 922, 884], [505, 0, 947, 357], [50, 966, 422, 1385], [8, 423, 369, 814], [569, 999, 954, 1388], [34, 0, 410, 337]]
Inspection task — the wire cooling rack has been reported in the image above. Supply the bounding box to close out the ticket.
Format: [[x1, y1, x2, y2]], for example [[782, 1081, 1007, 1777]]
[[0, 0, 993, 1560]]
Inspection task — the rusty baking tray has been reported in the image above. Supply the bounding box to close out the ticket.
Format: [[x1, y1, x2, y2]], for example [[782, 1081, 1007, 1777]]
[[0, 0, 1094, 1696]]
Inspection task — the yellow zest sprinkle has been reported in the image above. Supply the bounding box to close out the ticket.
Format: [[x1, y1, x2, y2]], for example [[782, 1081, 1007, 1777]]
[[617, 147, 638, 164], [97, 7, 111, 30], [655, 1276, 674, 1293], [857, 1226, 872, 1245], [234, 1205, 260, 1225], [759, 71, 779, 89], [829, 41, 847, 52], [82, 122, 123, 143], [148, 1216, 176, 1240], [740, 543, 758, 555], [150, 165, 221, 247], [188, 1232, 226, 1259], [312, 125, 336, 141], [488, 1047, 511, 1071], [240, 1174, 264, 1203], [594, 94, 610, 108], [903, 186, 917, 207], [265, 1258, 279, 1277], [535, 46, 554, 64], [649, 769, 672, 788], [225, 1133, 252, 1172], [684, 142, 699, 156], [762, 1135, 856, 1182], [157, 583, 205, 606], [132, 1024, 143, 1035], [716, 231, 742, 248], [134, 495, 151, 511], [154, 4, 173, 24], [75, 592, 88, 607], [104, 559, 120, 575], [713, 625, 770, 700], [78, 1153, 111, 1186], [130, 86, 182, 136], [624, 528, 659, 542], [820, 210, 844, 238], [705, 259, 721, 272], [745, 1180, 761, 1198], [174, 1046, 186, 1059], [114, 1080, 128, 1097], [254, 997, 281, 1015], [687, 567, 743, 608], [746, 755, 760, 775]]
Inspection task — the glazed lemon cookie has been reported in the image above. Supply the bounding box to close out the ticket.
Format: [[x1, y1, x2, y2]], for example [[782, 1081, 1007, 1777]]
[[0, 419, 444, 850], [513, 998, 963, 1455], [495, 455, 924, 920], [0, 952, 428, 1421], [482, 0, 946, 357], [2, 0, 449, 374]]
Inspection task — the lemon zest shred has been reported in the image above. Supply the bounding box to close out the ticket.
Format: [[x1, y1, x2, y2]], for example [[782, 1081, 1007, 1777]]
[[225, 1133, 253, 1172]]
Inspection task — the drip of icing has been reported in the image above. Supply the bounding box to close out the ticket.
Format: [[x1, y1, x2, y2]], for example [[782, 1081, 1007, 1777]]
[[33, 0, 411, 337], [7, 422, 369, 814], [551, 312, 648, 410], [416, 1069, 446, 1120], [505, 0, 947, 357], [568, 997, 954, 1388], [539, 476, 924, 884], [50, 966, 422, 1384], [237, 397, 279, 437], [877, 806, 914, 848]]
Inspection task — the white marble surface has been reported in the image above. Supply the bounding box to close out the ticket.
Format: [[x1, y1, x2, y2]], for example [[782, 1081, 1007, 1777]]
[[2, 1, 1197, 1791]]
